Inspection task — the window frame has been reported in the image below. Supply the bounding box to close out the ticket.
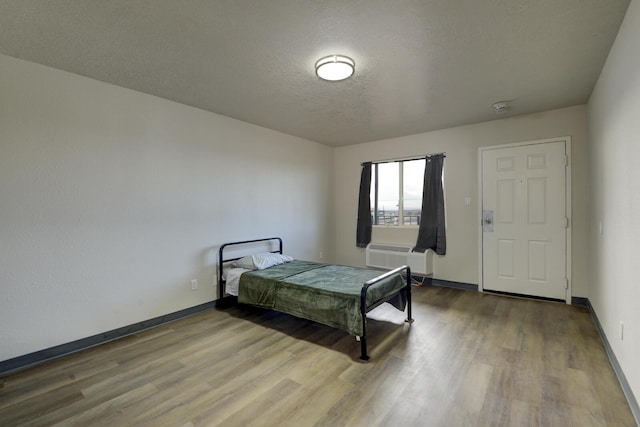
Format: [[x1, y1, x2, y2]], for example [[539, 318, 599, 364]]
[[371, 158, 425, 228]]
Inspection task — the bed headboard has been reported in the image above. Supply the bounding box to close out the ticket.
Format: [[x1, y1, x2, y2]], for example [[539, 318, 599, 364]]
[[217, 237, 283, 300]]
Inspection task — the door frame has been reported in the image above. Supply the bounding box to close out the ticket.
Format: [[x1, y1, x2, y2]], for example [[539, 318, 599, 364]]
[[478, 136, 572, 304]]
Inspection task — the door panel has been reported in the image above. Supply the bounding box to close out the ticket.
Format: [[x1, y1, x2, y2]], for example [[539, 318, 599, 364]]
[[497, 239, 515, 277], [527, 178, 547, 223], [481, 141, 567, 300], [497, 179, 515, 223], [528, 240, 547, 281]]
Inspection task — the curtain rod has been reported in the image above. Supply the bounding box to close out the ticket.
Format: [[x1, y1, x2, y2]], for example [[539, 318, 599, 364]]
[[361, 152, 446, 166]]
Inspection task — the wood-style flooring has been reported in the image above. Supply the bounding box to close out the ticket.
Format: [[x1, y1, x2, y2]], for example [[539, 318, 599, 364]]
[[0, 286, 636, 426]]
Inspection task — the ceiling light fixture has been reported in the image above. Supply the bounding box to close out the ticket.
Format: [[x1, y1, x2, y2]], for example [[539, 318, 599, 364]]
[[315, 55, 355, 81]]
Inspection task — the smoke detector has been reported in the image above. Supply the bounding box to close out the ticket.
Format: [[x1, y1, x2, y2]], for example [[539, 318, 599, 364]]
[[492, 101, 510, 114]]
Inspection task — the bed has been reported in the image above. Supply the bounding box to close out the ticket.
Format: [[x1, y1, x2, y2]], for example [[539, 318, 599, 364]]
[[218, 237, 414, 361]]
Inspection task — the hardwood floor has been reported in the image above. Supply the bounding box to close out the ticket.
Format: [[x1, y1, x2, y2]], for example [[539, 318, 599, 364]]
[[1, 286, 636, 426]]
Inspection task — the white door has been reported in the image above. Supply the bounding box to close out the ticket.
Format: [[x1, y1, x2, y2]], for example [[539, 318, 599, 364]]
[[480, 140, 569, 301]]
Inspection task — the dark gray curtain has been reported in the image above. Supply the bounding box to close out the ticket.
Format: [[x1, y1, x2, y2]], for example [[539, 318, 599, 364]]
[[414, 154, 446, 255], [356, 162, 372, 248]]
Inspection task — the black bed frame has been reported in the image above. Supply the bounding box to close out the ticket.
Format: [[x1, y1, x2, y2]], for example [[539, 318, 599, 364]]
[[218, 237, 414, 361]]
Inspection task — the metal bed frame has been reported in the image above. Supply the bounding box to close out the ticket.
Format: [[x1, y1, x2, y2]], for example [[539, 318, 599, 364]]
[[217, 237, 414, 361]]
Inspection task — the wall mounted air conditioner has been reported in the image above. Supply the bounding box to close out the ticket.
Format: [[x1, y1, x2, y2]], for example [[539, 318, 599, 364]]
[[365, 243, 433, 277]]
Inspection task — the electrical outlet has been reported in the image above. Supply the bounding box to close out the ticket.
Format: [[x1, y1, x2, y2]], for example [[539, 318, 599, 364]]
[[213, 273, 217, 286], [191, 279, 198, 291], [319, 251, 324, 259], [620, 321, 624, 341]]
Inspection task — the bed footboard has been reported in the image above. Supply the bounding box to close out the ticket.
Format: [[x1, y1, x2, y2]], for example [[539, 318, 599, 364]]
[[359, 265, 413, 362]]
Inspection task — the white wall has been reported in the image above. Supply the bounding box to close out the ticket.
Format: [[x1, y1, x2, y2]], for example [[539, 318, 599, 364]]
[[334, 105, 590, 295], [0, 54, 334, 362], [588, 0, 640, 406]]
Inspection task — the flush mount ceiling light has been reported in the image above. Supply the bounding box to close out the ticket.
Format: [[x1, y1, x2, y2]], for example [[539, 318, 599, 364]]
[[315, 55, 355, 81]]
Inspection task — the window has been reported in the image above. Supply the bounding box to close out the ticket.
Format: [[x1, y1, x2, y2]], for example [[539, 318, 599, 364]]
[[370, 158, 425, 226]]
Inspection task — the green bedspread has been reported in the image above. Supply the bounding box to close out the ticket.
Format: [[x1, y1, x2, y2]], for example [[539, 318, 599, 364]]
[[238, 260, 407, 336]]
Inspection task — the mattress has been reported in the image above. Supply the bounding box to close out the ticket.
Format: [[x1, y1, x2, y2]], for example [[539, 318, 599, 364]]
[[237, 260, 407, 336]]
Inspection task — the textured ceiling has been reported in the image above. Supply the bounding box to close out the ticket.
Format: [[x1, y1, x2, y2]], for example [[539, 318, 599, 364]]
[[0, 0, 630, 146]]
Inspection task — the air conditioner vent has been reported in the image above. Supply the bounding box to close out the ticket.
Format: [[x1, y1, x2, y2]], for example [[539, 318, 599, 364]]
[[365, 243, 433, 276], [368, 244, 411, 253]]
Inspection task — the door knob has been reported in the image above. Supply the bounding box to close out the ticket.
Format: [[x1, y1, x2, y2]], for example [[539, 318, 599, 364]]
[[482, 210, 494, 232]]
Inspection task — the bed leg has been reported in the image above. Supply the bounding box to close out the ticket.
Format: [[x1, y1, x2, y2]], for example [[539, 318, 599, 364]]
[[359, 284, 370, 362], [358, 316, 370, 362], [405, 271, 415, 324], [359, 336, 370, 362]]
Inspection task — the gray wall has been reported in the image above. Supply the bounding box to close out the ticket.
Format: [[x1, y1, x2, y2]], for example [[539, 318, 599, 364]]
[[588, 0, 640, 408], [334, 105, 590, 295], [0, 54, 335, 361]]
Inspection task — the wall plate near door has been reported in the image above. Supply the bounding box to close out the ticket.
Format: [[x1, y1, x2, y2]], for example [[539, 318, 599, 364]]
[[482, 210, 494, 232]]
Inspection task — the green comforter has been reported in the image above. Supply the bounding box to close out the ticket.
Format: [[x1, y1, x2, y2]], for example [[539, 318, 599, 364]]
[[238, 260, 407, 336]]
